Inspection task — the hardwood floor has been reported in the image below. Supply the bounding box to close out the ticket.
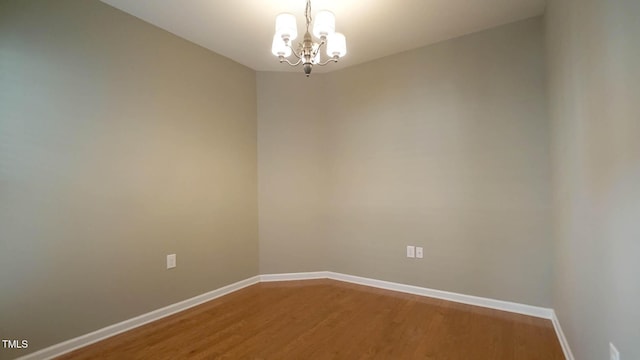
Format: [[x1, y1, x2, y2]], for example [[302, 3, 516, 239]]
[[56, 279, 564, 359]]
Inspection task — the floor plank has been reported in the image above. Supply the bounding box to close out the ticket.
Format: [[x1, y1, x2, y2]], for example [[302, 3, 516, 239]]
[[56, 279, 564, 359]]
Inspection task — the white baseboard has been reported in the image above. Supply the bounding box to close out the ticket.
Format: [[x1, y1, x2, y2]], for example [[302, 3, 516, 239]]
[[551, 310, 575, 360], [326, 272, 554, 319], [18, 271, 573, 360], [259, 271, 330, 282], [17, 276, 261, 360]]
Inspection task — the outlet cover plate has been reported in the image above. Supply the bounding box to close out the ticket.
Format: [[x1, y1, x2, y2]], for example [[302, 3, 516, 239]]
[[416, 247, 424, 258], [167, 254, 176, 269], [406, 246, 415, 258]]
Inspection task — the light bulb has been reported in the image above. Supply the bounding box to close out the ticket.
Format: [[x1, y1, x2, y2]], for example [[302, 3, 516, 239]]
[[271, 35, 292, 57], [275, 13, 298, 41], [326, 32, 347, 57], [313, 10, 335, 39]]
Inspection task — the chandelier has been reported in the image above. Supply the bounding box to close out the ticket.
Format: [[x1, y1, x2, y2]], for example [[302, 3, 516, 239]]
[[271, 0, 347, 77]]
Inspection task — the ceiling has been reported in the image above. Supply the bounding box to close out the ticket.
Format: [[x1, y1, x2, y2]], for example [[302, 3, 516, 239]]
[[101, 0, 546, 73]]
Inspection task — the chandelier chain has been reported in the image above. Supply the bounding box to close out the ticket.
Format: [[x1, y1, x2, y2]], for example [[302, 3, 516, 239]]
[[305, 0, 312, 30]]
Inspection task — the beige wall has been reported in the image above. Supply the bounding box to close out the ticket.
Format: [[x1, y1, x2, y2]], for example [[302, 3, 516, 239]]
[[0, 1, 257, 358], [545, 0, 640, 358], [11, 0, 639, 357], [258, 18, 553, 307], [257, 72, 329, 272]]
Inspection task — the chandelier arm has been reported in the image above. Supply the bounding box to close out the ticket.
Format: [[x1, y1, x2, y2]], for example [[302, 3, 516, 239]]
[[314, 38, 326, 55], [311, 39, 330, 65], [291, 49, 303, 60], [279, 56, 303, 67], [284, 41, 303, 60], [316, 56, 339, 66]]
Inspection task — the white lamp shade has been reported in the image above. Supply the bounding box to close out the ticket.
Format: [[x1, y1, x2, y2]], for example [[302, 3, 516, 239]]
[[275, 13, 297, 41], [312, 10, 335, 38], [271, 35, 292, 57], [326, 32, 347, 57]]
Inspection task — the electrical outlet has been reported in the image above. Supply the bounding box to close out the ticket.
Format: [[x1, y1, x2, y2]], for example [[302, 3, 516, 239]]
[[610, 343, 620, 360], [406, 245, 415, 258], [167, 254, 176, 269], [416, 247, 423, 259]]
